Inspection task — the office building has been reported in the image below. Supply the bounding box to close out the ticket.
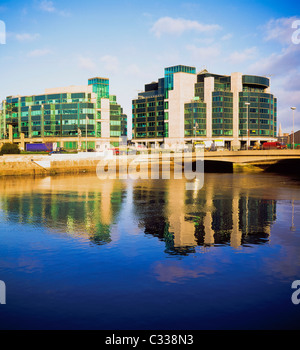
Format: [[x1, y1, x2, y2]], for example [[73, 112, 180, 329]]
[[132, 65, 277, 149], [288, 130, 300, 148], [0, 77, 127, 151]]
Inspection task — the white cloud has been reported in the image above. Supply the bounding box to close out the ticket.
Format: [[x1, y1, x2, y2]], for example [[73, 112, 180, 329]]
[[263, 16, 299, 45], [27, 48, 52, 57], [77, 55, 120, 74], [246, 42, 300, 133], [221, 33, 232, 41], [227, 47, 258, 64], [283, 71, 300, 91], [39, 0, 55, 13], [272, 81, 300, 134], [0, 22, 6, 44], [78, 56, 97, 71], [16, 33, 40, 42], [150, 17, 221, 38], [194, 37, 215, 45], [249, 16, 300, 78], [100, 55, 119, 74], [186, 44, 221, 63], [247, 45, 299, 76], [58, 10, 71, 17], [38, 0, 71, 17]]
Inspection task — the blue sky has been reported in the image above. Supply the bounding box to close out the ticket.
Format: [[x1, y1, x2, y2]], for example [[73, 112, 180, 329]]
[[0, 0, 299, 135]]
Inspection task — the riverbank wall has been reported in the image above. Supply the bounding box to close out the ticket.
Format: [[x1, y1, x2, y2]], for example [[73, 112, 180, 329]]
[[0, 151, 299, 177], [0, 154, 103, 177]]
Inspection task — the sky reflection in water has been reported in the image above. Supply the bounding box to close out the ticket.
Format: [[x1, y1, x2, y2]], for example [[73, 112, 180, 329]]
[[0, 173, 299, 330]]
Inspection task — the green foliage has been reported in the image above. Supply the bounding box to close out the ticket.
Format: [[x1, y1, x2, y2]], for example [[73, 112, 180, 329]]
[[0, 143, 21, 155]]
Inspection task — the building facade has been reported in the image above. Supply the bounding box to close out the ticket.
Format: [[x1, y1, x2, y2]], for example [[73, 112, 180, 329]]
[[120, 113, 128, 138], [132, 65, 277, 149], [0, 77, 127, 151], [287, 130, 300, 148]]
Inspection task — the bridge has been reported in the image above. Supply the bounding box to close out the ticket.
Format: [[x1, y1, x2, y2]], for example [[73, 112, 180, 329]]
[[144, 149, 300, 174], [201, 149, 300, 173], [203, 149, 300, 163], [136, 149, 300, 174]]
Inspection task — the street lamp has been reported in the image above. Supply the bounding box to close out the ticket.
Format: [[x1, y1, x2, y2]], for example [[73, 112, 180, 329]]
[[41, 104, 44, 139], [85, 115, 89, 152], [193, 121, 198, 146], [28, 106, 31, 139], [291, 107, 296, 150], [245, 102, 250, 150]]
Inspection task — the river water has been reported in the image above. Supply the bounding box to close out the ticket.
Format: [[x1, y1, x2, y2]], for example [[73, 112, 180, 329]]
[[0, 173, 299, 330]]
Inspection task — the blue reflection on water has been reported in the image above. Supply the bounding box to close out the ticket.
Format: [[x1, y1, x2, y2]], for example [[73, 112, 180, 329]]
[[0, 173, 299, 330]]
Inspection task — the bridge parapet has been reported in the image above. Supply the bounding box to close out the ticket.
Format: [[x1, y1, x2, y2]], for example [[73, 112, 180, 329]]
[[203, 149, 300, 164]]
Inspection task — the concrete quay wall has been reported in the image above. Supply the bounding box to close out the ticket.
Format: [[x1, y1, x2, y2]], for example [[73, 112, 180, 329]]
[[0, 155, 102, 177], [0, 150, 299, 177]]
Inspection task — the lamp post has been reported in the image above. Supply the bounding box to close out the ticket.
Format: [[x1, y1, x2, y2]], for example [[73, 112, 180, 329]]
[[86, 115, 89, 152], [28, 106, 31, 139], [41, 104, 44, 139], [291, 107, 296, 150], [163, 119, 165, 147], [245, 102, 250, 150], [193, 121, 198, 146], [2, 101, 5, 140]]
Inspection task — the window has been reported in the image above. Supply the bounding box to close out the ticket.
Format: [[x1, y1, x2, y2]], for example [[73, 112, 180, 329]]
[[110, 120, 121, 126], [110, 131, 121, 137]]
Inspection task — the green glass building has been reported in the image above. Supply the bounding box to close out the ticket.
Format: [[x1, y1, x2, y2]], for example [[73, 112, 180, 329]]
[[132, 66, 277, 149], [0, 77, 127, 151], [132, 77, 165, 141]]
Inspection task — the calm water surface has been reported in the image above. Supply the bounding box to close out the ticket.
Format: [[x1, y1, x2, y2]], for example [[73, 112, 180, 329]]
[[0, 173, 299, 330]]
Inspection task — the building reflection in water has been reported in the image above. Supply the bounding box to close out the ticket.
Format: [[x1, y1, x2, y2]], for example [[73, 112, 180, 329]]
[[133, 175, 276, 255], [0, 176, 125, 246], [0, 174, 277, 254]]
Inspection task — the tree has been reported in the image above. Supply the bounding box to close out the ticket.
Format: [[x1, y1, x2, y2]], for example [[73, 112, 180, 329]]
[[0, 143, 21, 155]]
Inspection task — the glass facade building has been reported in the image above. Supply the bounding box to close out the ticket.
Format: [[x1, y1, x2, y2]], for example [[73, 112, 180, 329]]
[[132, 76, 166, 140], [132, 66, 277, 149], [184, 100, 207, 137], [239, 91, 277, 139], [0, 77, 127, 150], [132, 65, 196, 142]]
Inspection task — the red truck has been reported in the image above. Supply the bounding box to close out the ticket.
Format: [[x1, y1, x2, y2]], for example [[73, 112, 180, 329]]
[[262, 142, 287, 150]]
